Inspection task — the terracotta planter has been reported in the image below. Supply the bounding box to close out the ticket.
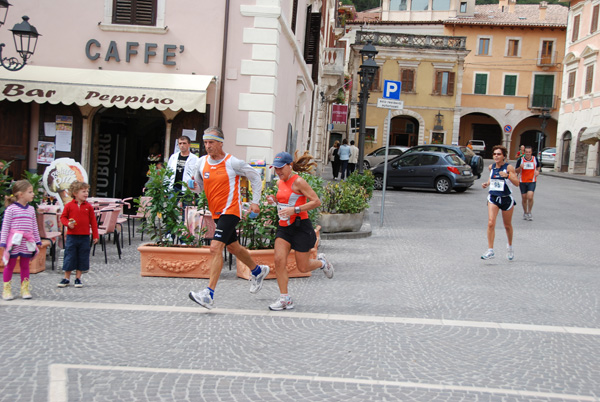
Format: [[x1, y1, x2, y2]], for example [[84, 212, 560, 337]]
[[236, 226, 320, 280], [0, 240, 49, 274], [318, 211, 365, 233], [138, 244, 212, 278]]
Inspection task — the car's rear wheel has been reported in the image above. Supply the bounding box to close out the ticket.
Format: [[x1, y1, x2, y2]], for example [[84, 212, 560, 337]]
[[363, 161, 370, 170], [373, 174, 384, 190], [435, 177, 452, 193]]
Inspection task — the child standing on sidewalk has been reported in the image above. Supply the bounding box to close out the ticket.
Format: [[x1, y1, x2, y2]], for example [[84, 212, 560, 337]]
[[0, 180, 42, 300], [58, 181, 98, 288]]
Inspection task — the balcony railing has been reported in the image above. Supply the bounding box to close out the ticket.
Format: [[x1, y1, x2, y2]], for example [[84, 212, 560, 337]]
[[323, 48, 345, 76], [356, 31, 467, 51], [537, 51, 559, 67], [528, 94, 558, 110]]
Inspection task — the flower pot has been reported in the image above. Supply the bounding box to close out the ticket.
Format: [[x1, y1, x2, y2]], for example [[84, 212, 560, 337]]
[[138, 244, 212, 278], [318, 211, 365, 233], [0, 240, 49, 274], [236, 226, 320, 280]]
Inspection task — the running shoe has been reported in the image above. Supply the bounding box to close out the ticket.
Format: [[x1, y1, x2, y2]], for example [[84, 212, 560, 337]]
[[74, 278, 83, 288], [189, 288, 214, 310], [249, 265, 270, 294], [523, 213, 528, 220], [317, 253, 334, 279], [481, 249, 495, 260], [57, 279, 70, 288], [527, 213, 533, 221], [3, 282, 14, 300], [20, 279, 32, 299], [269, 296, 295, 311], [507, 245, 514, 261]]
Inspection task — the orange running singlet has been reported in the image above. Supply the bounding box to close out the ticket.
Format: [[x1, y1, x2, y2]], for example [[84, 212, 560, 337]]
[[276, 174, 308, 227], [198, 154, 242, 219]]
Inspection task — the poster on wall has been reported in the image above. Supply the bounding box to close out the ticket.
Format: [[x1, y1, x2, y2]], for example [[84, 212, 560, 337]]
[[55, 115, 73, 152], [44, 122, 56, 137], [42, 158, 88, 208], [182, 129, 197, 141], [37, 141, 56, 165]]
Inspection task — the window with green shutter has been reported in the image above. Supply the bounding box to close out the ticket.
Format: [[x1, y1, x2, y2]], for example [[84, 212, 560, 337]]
[[504, 75, 517, 96], [474, 73, 487, 95]]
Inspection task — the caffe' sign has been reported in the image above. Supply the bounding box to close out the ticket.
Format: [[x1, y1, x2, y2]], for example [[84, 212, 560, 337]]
[[42, 158, 89, 208]]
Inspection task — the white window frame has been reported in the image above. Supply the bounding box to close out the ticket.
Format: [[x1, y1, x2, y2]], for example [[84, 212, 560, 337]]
[[539, 38, 557, 64], [570, 11, 582, 44], [100, 0, 168, 33], [502, 73, 519, 96], [583, 61, 596, 96], [473, 72, 489, 95], [365, 126, 378, 143], [505, 37, 522, 57], [477, 36, 492, 56]]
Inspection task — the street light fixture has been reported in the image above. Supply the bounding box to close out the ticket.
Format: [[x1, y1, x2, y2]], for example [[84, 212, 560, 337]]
[[357, 40, 378, 174], [0, 0, 40, 72]]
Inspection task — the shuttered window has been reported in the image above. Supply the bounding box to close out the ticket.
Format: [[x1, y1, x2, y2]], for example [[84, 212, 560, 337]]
[[474, 73, 487, 94], [303, 11, 321, 64], [504, 75, 517, 96], [591, 5, 599, 33], [401, 69, 415, 93], [434, 71, 455, 95], [585, 65, 594, 94], [567, 71, 576, 98], [112, 0, 157, 26], [572, 15, 580, 42]]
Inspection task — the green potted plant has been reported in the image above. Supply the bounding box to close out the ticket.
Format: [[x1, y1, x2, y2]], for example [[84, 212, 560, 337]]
[[136, 164, 212, 278], [318, 170, 374, 233]]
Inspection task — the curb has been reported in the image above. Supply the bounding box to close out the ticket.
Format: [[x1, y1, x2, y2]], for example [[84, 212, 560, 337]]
[[540, 171, 600, 185]]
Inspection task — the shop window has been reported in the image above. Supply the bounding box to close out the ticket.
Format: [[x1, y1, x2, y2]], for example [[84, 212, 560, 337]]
[[474, 73, 488, 95], [400, 69, 415, 93], [504, 74, 517, 96], [585, 65, 594, 94], [433, 71, 455, 96], [572, 14, 580, 42], [112, 0, 157, 26], [568, 71, 576, 98]]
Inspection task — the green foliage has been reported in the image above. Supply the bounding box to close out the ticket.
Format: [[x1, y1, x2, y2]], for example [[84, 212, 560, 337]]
[[22, 170, 44, 210], [345, 170, 374, 202], [299, 171, 324, 227], [136, 164, 202, 247], [238, 185, 279, 250], [321, 179, 370, 214]]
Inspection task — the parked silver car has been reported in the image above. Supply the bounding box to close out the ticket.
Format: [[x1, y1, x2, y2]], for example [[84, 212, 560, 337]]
[[539, 147, 556, 167], [363, 146, 409, 169]]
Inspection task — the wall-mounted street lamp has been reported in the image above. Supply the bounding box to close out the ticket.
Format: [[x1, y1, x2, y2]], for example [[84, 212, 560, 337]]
[[434, 111, 444, 131], [357, 40, 379, 174], [0, 0, 41, 71]]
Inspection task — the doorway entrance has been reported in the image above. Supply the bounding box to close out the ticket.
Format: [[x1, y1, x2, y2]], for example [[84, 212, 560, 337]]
[[90, 107, 166, 199], [390, 115, 419, 146]]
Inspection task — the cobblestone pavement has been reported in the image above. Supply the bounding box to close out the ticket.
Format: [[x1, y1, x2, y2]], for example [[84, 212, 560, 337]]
[[1, 173, 599, 401]]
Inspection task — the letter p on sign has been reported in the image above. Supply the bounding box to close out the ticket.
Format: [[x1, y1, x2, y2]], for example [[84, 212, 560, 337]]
[[383, 80, 402, 100]]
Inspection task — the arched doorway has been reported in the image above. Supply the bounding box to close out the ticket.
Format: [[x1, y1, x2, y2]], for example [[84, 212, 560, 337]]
[[390, 115, 419, 146], [90, 107, 166, 199], [573, 128, 589, 174], [458, 112, 502, 158], [520, 130, 546, 156], [561, 131, 571, 172]]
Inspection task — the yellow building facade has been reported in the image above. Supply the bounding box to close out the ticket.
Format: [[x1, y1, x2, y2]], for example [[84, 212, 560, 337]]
[[444, 0, 568, 157]]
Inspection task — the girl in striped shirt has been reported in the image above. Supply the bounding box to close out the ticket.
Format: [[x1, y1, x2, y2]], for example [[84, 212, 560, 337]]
[[1, 180, 42, 300]]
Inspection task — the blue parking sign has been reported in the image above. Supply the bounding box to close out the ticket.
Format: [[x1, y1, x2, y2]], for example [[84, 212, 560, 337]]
[[383, 80, 402, 100]]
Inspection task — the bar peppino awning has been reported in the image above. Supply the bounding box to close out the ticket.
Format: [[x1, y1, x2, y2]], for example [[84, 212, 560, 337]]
[[0, 66, 214, 112]]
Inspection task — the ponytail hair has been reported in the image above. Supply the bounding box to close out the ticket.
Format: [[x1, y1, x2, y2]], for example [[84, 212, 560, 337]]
[[291, 151, 317, 174], [4, 179, 32, 207]]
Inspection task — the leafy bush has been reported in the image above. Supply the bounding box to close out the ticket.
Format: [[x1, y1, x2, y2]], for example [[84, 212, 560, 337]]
[[321, 179, 370, 214], [345, 170, 374, 202]]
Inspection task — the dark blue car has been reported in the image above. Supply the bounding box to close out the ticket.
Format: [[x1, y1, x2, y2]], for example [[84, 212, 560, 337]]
[[402, 144, 484, 178]]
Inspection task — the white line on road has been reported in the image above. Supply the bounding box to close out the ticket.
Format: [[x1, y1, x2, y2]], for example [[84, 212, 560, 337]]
[[8, 299, 600, 336], [48, 363, 600, 402]]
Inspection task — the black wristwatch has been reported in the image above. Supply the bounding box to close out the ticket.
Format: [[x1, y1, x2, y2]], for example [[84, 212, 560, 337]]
[[295, 206, 301, 214]]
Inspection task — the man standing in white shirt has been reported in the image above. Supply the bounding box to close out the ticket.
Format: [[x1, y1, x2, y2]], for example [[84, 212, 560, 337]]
[[167, 135, 199, 193], [348, 140, 359, 176]]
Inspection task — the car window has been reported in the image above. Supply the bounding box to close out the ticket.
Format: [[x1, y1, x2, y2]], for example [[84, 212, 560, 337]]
[[420, 155, 439, 165], [445, 154, 466, 165], [374, 148, 386, 156], [398, 154, 420, 167], [390, 149, 403, 155], [461, 147, 475, 157]]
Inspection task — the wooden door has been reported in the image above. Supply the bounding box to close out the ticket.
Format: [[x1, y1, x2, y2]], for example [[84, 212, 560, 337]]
[[0, 100, 30, 180]]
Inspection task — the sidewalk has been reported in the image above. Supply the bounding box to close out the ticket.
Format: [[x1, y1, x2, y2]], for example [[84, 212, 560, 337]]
[[540, 169, 600, 184]]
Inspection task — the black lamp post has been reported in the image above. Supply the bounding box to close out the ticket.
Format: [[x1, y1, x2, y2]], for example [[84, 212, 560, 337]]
[[0, 0, 40, 72], [538, 107, 551, 169], [357, 40, 378, 174]]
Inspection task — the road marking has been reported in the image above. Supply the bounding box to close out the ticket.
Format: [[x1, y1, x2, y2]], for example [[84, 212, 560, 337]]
[[8, 299, 600, 336], [48, 364, 600, 402]]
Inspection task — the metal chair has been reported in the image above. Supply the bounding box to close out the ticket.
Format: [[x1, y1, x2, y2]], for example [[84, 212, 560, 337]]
[[92, 208, 122, 264]]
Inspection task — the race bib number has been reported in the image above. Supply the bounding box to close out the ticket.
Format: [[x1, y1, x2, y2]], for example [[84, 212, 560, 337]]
[[490, 179, 505, 192], [523, 161, 535, 170]]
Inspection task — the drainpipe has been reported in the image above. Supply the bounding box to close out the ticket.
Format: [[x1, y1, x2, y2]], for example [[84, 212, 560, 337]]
[[217, 0, 230, 127]]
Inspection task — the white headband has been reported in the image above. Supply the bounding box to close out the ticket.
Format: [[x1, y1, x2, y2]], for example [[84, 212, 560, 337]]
[[203, 133, 224, 143]]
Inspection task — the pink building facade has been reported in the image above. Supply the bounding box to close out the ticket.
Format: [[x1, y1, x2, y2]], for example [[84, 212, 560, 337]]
[[556, 0, 600, 175], [0, 0, 330, 197]]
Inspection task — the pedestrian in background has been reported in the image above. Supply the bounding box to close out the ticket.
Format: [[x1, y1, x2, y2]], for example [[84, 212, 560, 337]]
[[481, 145, 519, 261], [348, 140, 359, 175], [515, 145, 525, 160], [167, 135, 199, 194], [515, 145, 540, 221], [1, 180, 42, 300], [327, 141, 341, 180], [188, 126, 269, 310], [58, 181, 99, 288], [266, 151, 333, 311], [338, 139, 351, 180]]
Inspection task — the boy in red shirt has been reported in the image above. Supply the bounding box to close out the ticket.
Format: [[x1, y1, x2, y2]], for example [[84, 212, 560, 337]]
[[58, 182, 99, 288]]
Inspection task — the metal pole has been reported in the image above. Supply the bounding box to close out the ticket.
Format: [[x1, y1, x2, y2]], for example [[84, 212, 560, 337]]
[[357, 73, 369, 174], [380, 108, 391, 227]]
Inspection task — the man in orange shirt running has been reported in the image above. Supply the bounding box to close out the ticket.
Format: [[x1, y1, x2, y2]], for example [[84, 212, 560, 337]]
[[187, 127, 269, 309], [515, 146, 540, 221]]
